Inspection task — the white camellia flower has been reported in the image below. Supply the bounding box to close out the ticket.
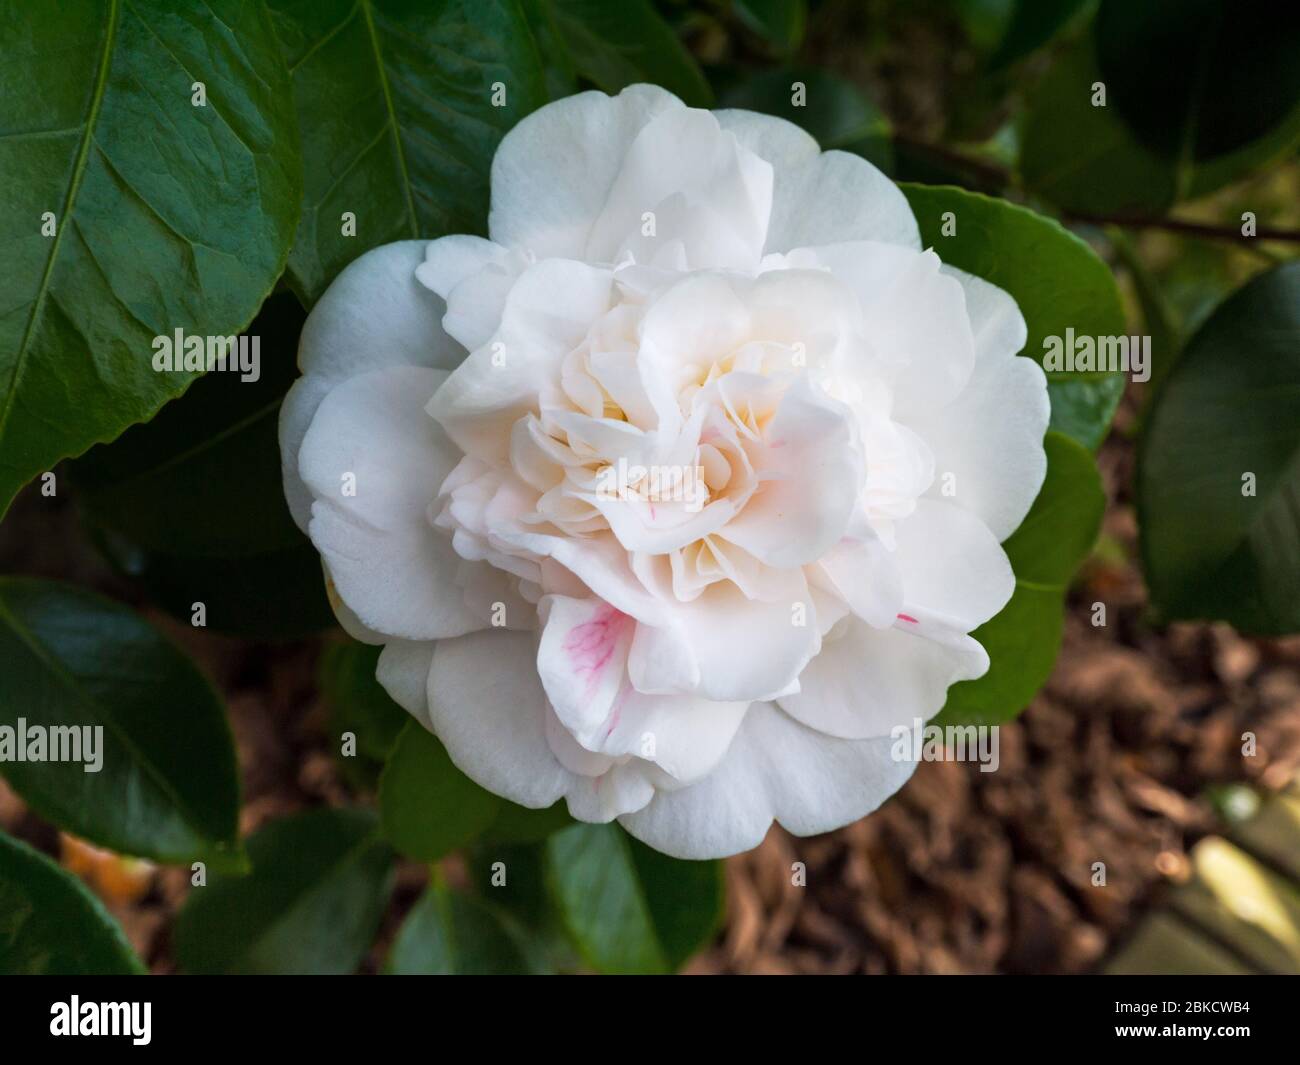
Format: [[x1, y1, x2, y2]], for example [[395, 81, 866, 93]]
[[280, 84, 1049, 860]]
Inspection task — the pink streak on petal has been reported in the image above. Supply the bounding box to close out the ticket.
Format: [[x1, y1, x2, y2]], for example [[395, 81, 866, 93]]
[[896, 613, 919, 624], [563, 604, 632, 693]]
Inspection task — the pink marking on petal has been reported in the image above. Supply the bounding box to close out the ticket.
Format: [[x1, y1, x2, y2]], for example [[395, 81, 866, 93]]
[[897, 613, 919, 624], [563, 604, 632, 693]]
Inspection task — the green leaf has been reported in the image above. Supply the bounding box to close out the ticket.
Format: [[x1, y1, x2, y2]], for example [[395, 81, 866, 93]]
[[319, 639, 409, 787], [987, 0, 1093, 69], [483, 799, 573, 844], [1096, 0, 1300, 166], [1023, 25, 1300, 212], [468, 840, 584, 971], [734, 0, 807, 54], [174, 807, 395, 974], [386, 878, 533, 974], [521, 0, 580, 100], [267, 0, 548, 303], [68, 292, 333, 638], [0, 578, 243, 869], [901, 182, 1128, 449], [1138, 261, 1300, 635], [719, 67, 892, 168], [0, 0, 301, 518], [939, 432, 1104, 725], [543, 0, 712, 107], [0, 830, 144, 975], [545, 822, 723, 973], [1020, 34, 1176, 216], [379, 721, 502, 861]]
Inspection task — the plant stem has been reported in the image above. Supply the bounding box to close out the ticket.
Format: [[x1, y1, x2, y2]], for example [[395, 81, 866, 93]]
[[1066, 213, 1300, 245]]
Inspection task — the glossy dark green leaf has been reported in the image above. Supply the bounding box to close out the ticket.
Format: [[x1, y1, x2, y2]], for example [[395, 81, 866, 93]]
[[69, 292, 332, 638], [987, 0, 1092, 69], [720, 67, 891, 168], [1020, 34, 1176, 216], [521, 0, 580, 100], [0, 578, 243, 869], [901, 182, 1128, 449], [545, 822, 723, 973], [467, 841, 584, 971], [174, 807, 395, 974], [483, 799, 573, 844], [0, 830, 144, 975], [939, 432, 1104, 725], [1024, 26, 1300, 212], [544, 0, 712, 107], [379, 721, 502, 861], [319, 639, 409, 788], [1096, 0, 1300, 164], [0, 0, 301, 518], [1139, 262, 1300, 635], [386, 878, 533, 974], [734, 0, 806, 53], [268, 0, 548, 303]]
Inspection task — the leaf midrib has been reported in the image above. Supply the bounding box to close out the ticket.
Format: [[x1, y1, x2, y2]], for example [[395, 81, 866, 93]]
[[0, 0, 121, 460], [359, 0, 419, 239]]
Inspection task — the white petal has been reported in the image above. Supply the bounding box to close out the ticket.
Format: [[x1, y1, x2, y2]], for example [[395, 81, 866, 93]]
[[416, 235, 523, 353], [604, 691, 750, 784], [428, 630, 573, 808], [759, 149, 919, 254], [628, 579, 820, 702], [714, 109, 820, 172], [376, 639, 436, 730], [809, 241, 975, 413], [584, 107, 773, 271], [619, 701, 917, 859], [906, 267, 1049, 540], [427, 259, 614, 461], [778, 620, 987, 739], [537, 595, 634, 747], [718, 377, 863, 567], [893, 499, 1015, 630], [298, 365, 482, 640], [813, 536, 903, 628], [489, 85, 681, 259], [280, 241, 463, 531]]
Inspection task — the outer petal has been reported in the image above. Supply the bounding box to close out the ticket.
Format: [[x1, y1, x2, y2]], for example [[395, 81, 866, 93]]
[[428, 630, 573, 808], [415, 235, 522, 353], [777, 620, 987, 739], [489, 85, 680, 259], [716, 109, 920, 253], [376, 639, 437, 730], [894, 499, 1013, 631], [619, 701, 917, 859], [807, 241, 975, 413], [906, 267, 1049, 541], [299, 365, 482, 640], [892, 499, 1015, 630], [582, 106, 774, 271], [280, 241, 463, 531]]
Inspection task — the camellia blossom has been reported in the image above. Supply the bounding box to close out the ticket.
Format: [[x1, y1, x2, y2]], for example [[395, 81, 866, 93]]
[[280, 85, 1049, 859]]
